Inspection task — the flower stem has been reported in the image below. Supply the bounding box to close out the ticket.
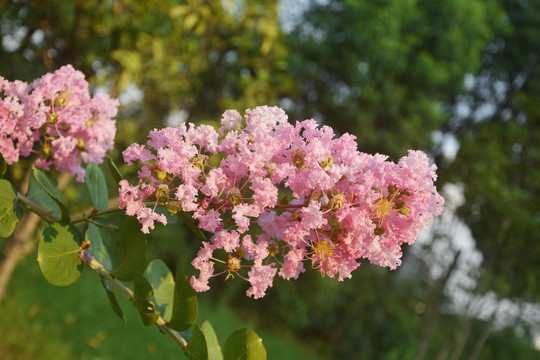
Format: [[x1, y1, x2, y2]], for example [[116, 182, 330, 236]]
[[69, 206, 123, 225]]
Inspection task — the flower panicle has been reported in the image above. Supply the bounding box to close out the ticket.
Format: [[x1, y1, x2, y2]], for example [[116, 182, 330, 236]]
[[118, 106, 444, 298], [0, 65, 118, 181]]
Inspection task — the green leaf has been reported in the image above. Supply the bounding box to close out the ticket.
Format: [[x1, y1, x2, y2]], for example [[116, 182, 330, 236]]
[[101, 278, 126, 322], [0, 179, 23, 238], [185, 325, 209, 360], [38, 223, 83, 286], [201, 321, 223, 360], [166, 267, 198, 332], [178, 211, 206, 240], [31, 168, 70, 223], [85, 163, 108, 211], [223, 329, 266, 360], [106, 155, 124, 184], [26, 170, 61, 221], [112, 216, 146, 280], [132, 271, 160, 326], [86, 223, 112, 271], [0, 152, 6, 178], [143, 259, 175, 321]]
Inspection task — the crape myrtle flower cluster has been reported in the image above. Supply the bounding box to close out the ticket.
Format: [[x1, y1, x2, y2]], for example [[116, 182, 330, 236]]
[[0, 65, 118, 181], [119, 106, 444, 298]]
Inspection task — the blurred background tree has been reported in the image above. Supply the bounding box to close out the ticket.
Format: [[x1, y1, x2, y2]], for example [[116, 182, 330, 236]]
[[1, 0, 539, 359]]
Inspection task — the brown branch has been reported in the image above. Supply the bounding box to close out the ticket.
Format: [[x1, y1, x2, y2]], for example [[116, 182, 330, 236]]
[[85, 256, 188, 349]]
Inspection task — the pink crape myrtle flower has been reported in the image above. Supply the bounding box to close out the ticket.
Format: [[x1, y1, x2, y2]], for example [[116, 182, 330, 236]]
[[118, 106, 444, 298], [0, 65, 118, 181]]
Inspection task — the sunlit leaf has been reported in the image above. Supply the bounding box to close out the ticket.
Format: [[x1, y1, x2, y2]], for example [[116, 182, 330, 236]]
[[143, 259, 175, 321], [202, 321, 223, 360], [223, 329, 266, 360], [38, 223, 82, 286], [0, 179, 23, 238], [86, 223, 112, 271], [185, 325, 209, 360]]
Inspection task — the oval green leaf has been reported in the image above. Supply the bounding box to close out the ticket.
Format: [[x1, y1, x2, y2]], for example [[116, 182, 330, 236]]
[[26, 170, 61, 221], [143, 259, 175, 321], [86, 223, 112, 271], [31, 168, 70, 223], [85, 163, 108, 211], [166, 267, 198, 332], [186, 325, 209, 360], [201, 321, 223, 360], [132, 271, 160, 326], [0, 179, 23, 238], [223, 329, 267, 360], [101, 278, 126, 322], [38, 223, 82, 286], [112, 216, 146, 281]]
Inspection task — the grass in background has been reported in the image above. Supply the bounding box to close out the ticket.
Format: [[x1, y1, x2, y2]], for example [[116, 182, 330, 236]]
[[0, 254, 324, 360]]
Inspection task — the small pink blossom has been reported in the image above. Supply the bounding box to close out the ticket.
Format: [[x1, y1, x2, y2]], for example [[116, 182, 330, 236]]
[[300, 201, 327, 230], [246, 263, 277, 299], [211, 230, 240, 253]]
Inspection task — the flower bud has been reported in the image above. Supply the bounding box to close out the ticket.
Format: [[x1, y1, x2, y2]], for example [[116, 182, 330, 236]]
[[328, 213, 340, 229], [399, 207, 410, 215], [86, 117, 99, 128], [329, 189, 346, 210], [264, 162, 276, 178], [154, 170, 167, 181], [320, 155, 333, 169], [77, 138, 86, 150], [47, 112, 58, 124], [54, 91, 69, 107], [236, 248, 245, 259], [43, 143, 51, 157], [228, 187, 242, 206], [308, 189, 322, 203], [267, 241, 279, 257], [155, 183, 170, 203], [192, 154, 209, 170], [374, 225, 385, 236], [166, 200, 182, 215], [291, 149, 306, 169]]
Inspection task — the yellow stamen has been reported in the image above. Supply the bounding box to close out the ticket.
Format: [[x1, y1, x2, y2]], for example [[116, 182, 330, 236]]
[[314, 240, 334, 260], [375, 199, 393, 219]]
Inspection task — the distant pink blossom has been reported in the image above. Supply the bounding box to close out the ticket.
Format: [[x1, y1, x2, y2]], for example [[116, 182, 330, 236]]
[[0, 65, 118, 181]]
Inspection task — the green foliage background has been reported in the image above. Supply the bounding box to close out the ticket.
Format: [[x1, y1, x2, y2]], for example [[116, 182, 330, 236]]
[[1, 0, 539, 358]]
